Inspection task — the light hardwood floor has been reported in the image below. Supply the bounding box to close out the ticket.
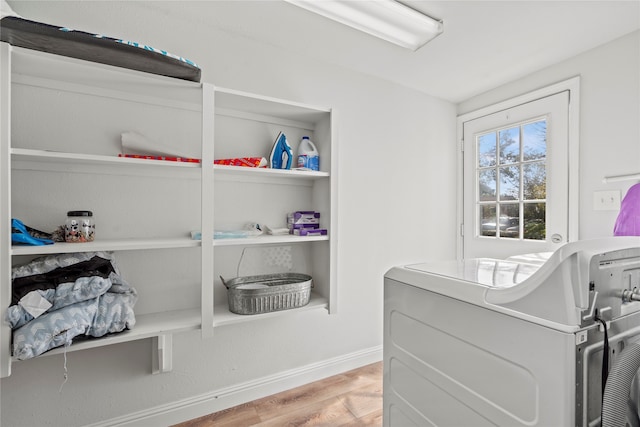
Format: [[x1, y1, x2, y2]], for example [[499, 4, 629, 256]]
[[174, 361, 383, 427]]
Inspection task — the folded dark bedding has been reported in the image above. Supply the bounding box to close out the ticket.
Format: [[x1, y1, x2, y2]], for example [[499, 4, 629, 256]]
[[0, 16, 201, 82], [11, 255, 115, 305]]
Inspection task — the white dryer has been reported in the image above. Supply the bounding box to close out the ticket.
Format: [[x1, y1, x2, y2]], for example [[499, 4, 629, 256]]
[[384, 237, 640, 427]]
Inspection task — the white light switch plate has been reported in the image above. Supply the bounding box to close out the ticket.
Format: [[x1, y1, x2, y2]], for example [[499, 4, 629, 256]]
[[594, 190, 621, 211]]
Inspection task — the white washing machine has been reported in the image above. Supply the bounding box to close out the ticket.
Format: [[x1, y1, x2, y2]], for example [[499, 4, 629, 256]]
[[384, 237, 640, 427]]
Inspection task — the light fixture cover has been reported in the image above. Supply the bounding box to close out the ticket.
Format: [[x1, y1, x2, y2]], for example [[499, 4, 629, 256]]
[[285, 0, 443, 51]]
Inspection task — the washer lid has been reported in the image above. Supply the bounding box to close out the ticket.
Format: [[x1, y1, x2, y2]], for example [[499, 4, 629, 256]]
[[387, 238, 640, 329], [405, 257, 543, 289]]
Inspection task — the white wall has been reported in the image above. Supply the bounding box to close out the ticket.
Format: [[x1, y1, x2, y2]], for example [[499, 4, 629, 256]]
[[458, 30, 640, 240], [0, 1, 457, 426]]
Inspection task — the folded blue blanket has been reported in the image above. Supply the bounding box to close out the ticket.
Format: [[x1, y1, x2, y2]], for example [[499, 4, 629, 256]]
[[8, 252, 137, 360]]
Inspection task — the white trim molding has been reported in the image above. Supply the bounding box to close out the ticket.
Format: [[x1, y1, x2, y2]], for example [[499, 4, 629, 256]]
[[87, 345, 383, 427]]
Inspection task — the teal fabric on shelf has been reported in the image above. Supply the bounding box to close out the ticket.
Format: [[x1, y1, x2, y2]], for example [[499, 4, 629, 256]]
[[11, 218, 53, 246]]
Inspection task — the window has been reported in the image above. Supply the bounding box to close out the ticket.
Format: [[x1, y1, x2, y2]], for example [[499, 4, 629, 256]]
[[477, 118, 547, 241], [457, 78, 579, 260]]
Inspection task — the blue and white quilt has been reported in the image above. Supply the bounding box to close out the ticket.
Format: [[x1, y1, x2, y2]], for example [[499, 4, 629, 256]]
[[6, 252, 137, 360]]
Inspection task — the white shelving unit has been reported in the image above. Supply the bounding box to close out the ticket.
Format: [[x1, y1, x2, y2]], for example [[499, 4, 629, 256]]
[[0, 43, 336, 378], [209, 86, 337, 328]]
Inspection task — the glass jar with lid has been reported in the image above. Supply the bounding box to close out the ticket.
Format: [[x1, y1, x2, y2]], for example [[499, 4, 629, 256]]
[[65, 210, 95, 242]]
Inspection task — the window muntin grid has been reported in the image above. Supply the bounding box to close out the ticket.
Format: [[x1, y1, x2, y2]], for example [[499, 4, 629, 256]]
[[477, 118, 547, 241]]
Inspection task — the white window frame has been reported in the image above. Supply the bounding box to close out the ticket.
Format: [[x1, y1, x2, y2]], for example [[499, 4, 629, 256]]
[[456, 77, 581, 260]]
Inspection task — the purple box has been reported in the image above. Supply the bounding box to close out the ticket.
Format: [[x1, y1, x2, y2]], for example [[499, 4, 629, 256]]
[[293, 228, 327, 237], [288, 211, 320, 225], [288, 223, 320, 230]]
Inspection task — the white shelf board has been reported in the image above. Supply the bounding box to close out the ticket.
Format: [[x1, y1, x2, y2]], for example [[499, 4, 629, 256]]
[[212, 293, 328, 327], [12, 46, 203, 109], [13, 308, 201, 361], [12, 148, 201, 169], [214, 87, 330, 126], [213, 164, 329, 180], [603, 172, 640, 183], [11, 238, 200, 256], [213, 234, 329, 247]]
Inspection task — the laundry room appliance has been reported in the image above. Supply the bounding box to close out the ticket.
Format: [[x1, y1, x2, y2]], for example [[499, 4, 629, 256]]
[[384, 237, 640, 426]]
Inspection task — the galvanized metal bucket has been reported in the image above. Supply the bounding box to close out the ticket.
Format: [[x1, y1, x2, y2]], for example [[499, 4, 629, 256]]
[[221, 273, 312, 315]]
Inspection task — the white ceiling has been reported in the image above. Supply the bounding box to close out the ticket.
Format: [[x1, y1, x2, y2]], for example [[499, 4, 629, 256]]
[[147, 0, 640, 103], [7, 1, 640, 102]]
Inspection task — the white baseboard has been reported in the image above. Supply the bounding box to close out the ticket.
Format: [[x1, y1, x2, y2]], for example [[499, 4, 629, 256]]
[[89, 345, 383, 427]]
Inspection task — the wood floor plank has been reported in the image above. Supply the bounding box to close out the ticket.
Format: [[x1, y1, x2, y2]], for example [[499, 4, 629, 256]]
[[172, 403, 260, 427], [338, 381, 383, 419], [254, 396, 358, 427], [252, 363, 380, 421], [251, 372, 353, 420], [342, 361, 383, 381], [174, 361, 383, 427], [340, 408, 383, 426]]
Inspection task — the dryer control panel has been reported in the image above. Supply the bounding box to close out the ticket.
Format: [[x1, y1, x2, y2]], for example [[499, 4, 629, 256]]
[[588, 247, 640, 324]]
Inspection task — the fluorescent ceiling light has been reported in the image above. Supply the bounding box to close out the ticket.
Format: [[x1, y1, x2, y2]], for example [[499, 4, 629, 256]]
[[284, 0, 443, 51]]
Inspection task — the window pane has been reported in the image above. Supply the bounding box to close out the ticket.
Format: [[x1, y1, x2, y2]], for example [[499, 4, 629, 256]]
[[479, 169, 496, 201], [474, 118, 550, 243], [499, 204, 520, 238], [523, 162, 546, 200], [480, 205, 497, 236], [478, 133, 497, 167], [499, 166, 519, 200], [523, 120, 546, 161], [524, 203, 546, 240], [499, 127, 519, 165]]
